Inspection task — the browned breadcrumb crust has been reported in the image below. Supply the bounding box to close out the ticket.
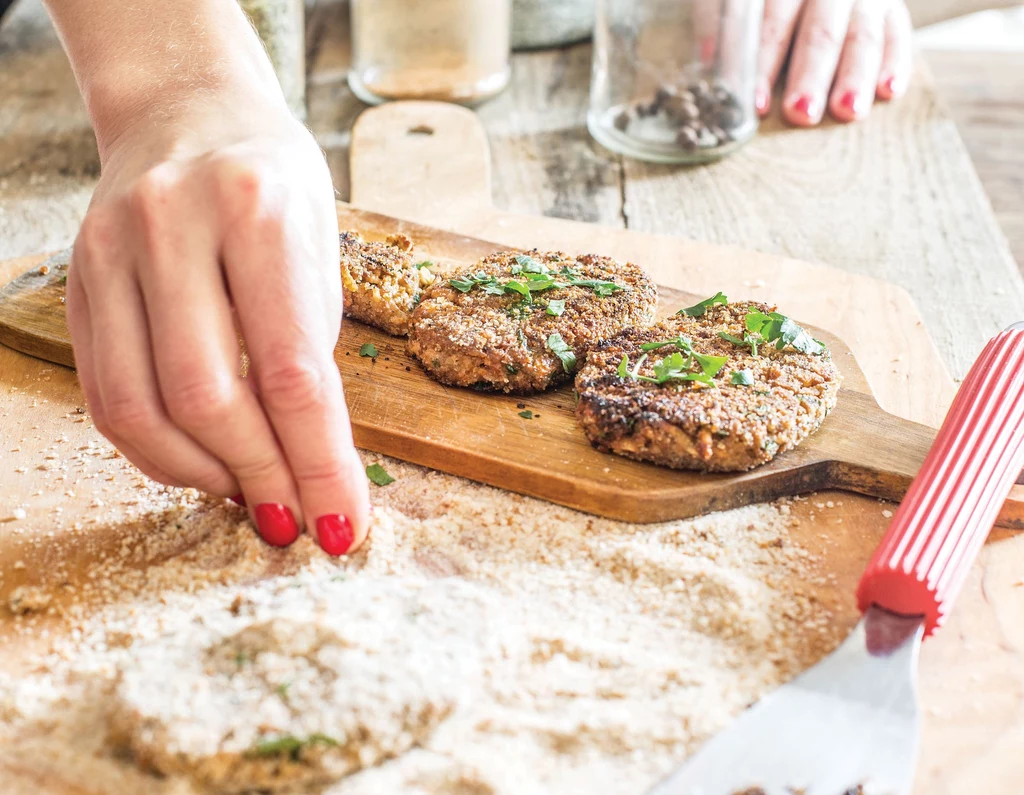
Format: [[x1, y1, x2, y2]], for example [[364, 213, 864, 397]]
[[339, 231, 421, 336], [574, 301, 840, 472], [407, 250, 658, 394]]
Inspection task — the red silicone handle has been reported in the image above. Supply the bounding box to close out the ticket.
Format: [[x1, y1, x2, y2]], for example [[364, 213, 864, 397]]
[[857, 324, 1024, 636]]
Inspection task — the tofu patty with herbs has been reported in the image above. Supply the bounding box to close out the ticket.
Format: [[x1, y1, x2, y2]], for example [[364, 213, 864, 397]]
[[339, 231, 433, 336], [574, 297, 840, 472], [407, 250, 658, 394]]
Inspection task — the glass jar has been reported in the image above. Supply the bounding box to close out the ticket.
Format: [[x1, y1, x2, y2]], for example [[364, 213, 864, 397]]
[[349, 0, 513, 106], [588, 0, 762, 164], [238, 0, 307, 119]]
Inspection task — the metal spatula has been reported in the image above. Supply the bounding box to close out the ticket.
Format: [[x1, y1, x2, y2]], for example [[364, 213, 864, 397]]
[[649, 322, 1024, 795]]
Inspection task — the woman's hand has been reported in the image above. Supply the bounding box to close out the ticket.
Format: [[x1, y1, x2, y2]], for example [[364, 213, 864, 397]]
[[757, 0, 913, 125], [46, 0, 370, 555], [68, 95, 370, 555]]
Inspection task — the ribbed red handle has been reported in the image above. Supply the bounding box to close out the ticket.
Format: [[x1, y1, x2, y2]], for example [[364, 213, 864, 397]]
[[857, 325, 1024, 636]]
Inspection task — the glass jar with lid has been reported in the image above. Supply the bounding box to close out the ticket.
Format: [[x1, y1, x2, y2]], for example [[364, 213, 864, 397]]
[[349, 0, 513, 106], [588, 0, 763, 163]]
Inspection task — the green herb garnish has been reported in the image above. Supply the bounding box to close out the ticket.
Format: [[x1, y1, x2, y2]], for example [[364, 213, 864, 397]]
[[414, 260, 433, 269], [449, 271, 498, 292], [718, 331, 759, 357], [359, 343, 378, 358], [546, 299, 566, 316], [744, 310, 824, 355], [618, 349, 726, 387], [640, 335, 694, 353], [546, 333, 577, 373], [365, 463, 395, 486], [680, 291, 728, 317], [731, 369, 754, 386], [518, 410, 533, 420], [248, 733, 339, 760]]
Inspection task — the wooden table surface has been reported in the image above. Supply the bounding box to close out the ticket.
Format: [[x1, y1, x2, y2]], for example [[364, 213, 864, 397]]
[[2, 0, 1024, 790]]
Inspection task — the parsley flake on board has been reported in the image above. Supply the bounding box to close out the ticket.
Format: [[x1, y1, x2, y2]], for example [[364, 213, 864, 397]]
[[546, 299, 566, 316], [518, 409, 534, 419], [365, 463, 395, 486], [546, 333, 577, 373], [359, 343, 378, 358], [731, 369, 755, 386], [679, 291, 728, 317]]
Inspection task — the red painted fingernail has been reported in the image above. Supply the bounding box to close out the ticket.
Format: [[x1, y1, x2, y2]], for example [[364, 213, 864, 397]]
[[254, 503, 300, 547], [700, 35, 716, 62], [755, 85, 771, 115], [791, 94, 821, 121], [229, 494, 246, 507], [883, 75, 900, 98], [316, 514, 355, 557]]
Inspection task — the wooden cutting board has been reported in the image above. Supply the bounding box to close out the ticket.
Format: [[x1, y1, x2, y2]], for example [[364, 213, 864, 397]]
[[3, 221, 1023, 527]]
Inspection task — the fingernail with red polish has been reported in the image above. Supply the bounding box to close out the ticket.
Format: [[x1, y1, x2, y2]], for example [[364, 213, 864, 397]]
[[700, 35, 716, 63], [838, 90, 868, 119], [317, 514, 355, 557], [254, 503, 300, 547], [791, 94, 821, 121], [882, 75, 901, 98], [229, 494, 246, 507], [755, 84, 771, 115]]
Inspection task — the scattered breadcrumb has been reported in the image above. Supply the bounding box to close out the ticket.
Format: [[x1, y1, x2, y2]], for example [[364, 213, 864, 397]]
[[0, 456, 839, 795]]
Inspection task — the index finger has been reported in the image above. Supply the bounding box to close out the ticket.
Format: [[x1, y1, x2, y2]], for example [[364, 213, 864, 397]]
[[221, 161, 371, 556]]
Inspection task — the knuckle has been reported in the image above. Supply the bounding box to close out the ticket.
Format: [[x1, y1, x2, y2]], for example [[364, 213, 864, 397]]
[[258, 357, 329, 413], [212, 157, 265, 209], [292, 459, 349, 489], [163, 374, 238, 429], [802, 23, 843, 51], [845, 19, 883, 49], [130, 165, 177, 222], [103, 391, 160, 439], [75, 209, 119, 262]]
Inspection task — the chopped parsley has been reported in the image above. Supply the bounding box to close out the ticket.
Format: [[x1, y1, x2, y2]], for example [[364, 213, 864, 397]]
[[717, 309, 825, 357], [680, 291, 728, 317], [248, 733, 339, 760], [640, 335, 694, 354], [546, 333, 577, 373], [618, 349, 727, 387], [414, 260, 433, 269], [546, 299, 566, 316], [358, 343, 378, 358], [518, 409, 533, 420], [451, 257, 623, 302], [365, 463, 395, 486], [731, 369, 754, 386]]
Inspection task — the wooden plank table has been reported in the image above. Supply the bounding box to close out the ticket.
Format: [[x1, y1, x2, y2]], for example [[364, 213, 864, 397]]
[[2, 1, 1024, 793]]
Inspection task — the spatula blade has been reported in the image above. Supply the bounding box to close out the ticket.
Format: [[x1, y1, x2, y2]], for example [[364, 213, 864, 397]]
[[648, 608, 924, 795]]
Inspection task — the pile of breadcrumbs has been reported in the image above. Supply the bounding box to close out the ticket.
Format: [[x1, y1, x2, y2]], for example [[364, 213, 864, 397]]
[[0, 455, 837, 794]]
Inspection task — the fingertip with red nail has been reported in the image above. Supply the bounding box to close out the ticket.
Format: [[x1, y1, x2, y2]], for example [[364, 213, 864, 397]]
[[833, 90, 870, 122], [786, 94, 822, 126], [316, 514, 355, 557], [254, 503, 300, 547], [755, 83, 771, 117]]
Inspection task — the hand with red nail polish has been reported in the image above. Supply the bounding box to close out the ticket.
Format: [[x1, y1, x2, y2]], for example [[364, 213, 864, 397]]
[[755, 0, 912, 127], [44, 0, 372, 556]]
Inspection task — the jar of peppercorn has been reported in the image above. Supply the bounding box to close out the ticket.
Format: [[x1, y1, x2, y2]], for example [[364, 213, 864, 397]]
[[588, 0, 762, 163]]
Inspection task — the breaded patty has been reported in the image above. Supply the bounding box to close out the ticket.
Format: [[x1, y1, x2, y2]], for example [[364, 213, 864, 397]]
[[108, 580, 487, 794], [407, 250, 658, 394], [339, 231, 433, 336], [575, 300, 840, 472]]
